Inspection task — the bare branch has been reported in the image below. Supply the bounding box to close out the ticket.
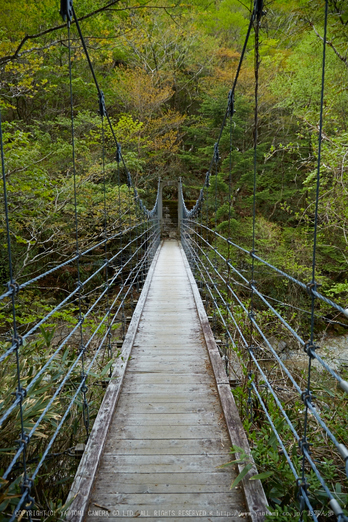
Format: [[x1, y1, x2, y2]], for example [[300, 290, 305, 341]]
[[309, 22, 348, 68]]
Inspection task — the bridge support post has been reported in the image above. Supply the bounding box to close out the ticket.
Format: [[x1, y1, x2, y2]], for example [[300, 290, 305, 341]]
[[178, 177, 184, 238], [158, 177, 163, 236]]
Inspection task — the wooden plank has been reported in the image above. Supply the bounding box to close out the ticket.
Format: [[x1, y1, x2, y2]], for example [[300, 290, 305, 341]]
[[121, 383, 218, 394], [111, 425, 229, 440], [87, 472, 233, 487], [113, 412, 219, 426], [124, 372, 212, 385], [89, 483, 232, 494], [68, 241, 254, 522], [126, 363, 208, 373], [114, 400, 220, 414], [88, 492, 242, 508], [103, 438, 231, 455], [118, 392, 219, 403], [99, 454, 232, 473], [132, 347, 205, 354], [133, 341, 203, 348], [65, 243, 163, 522]]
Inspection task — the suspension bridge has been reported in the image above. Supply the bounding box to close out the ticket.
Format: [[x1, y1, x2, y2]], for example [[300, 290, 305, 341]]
[[1, 0, 348, 521]]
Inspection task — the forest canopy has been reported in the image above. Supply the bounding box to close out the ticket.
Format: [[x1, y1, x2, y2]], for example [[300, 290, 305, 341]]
[[0, 0, 348, 300]]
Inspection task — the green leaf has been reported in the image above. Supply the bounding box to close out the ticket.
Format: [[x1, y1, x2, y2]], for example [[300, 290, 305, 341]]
[[230, 463, 253, 489], [250, 471, 274, 481]]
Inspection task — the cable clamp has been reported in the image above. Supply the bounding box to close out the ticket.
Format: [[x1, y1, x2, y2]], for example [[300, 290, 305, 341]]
[[79, 344, 86, 354], [249, 280, 257, 289], [60, 0, 73, 23], [249, 249, 256, 257], [21, 478, 35, 511], [248, 344, 256, 354], [116, 143, 122, 163], [306, 280, 321, 296], [296, 477, 309, 510], [12, 335, 23, 349], [14, 386, 27, 401], [248, 310, 255, 321], [304, 341, 317, 359], [19, 433, 30, 448], [300, 388, 315, 406], [296, 477, 308, 492], [227, 90, 236, 117], [299, 436, 312, 453], [81, 373, 88, 394], [213, 143, 220, 164], [7, 280, 20, 296], [98, 90, 107, 117]]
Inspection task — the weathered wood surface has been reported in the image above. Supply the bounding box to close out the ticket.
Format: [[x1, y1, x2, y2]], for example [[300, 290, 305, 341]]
[[67, 239, 267, 522]]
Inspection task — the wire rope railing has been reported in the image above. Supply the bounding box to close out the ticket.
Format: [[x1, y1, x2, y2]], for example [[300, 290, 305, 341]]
[[179, 0, 348, 520], [0, 1, 160, 519]]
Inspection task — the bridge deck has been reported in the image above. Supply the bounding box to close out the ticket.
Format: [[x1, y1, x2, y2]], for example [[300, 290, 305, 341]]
[[68, 240, 265, 521]]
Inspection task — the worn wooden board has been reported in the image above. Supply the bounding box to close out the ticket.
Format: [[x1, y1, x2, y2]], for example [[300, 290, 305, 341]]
[[87, 492, 242, 507], [72, 241, 250, 522], [111, 424, 229, 440], [103, 438, 230, 455], [89, 483, 233, 494], [117, 392, 219, 403], [88, 472, 233, 487], [120, 383, 218, 394], [113, 400, 220, 414], [113, 412, 219, 425], [124, 372, 212, 385], [99, 455, 233, 474]]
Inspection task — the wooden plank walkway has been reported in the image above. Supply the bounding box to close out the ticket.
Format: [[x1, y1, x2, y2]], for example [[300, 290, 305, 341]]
[[67, 240, 267, 522]]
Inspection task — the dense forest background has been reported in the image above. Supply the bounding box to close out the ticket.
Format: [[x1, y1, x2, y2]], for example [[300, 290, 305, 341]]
[[1, 0, 348, 518], [1, 0, 348, 309]]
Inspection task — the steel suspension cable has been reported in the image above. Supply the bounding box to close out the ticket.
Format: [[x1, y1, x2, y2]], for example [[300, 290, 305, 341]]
[[0, 107, 32, 516]]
